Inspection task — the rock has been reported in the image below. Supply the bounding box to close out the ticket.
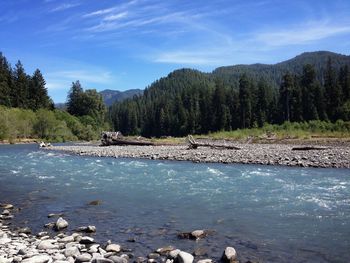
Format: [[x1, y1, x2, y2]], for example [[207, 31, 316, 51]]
[[75, 253, 92, 262], [147, 253, 159, 259], [18, 227, 31, 234], [88, 244, 100, 253], [105, 244, 121, 253], [37, 232, 48, 238], [178, 251, 194, 263], [177, 232, 192, 239], [64, 246, 81, 258], [108, 256, 128, 263], [197, 259, 212, 263], [0, 237, 11, 245], [37, 239, 57, 250], [79, 236, 94, 244], [221, 247, 237, 263], [156, 246, 176, 255], [1, 204, 14, 210], [191, 230, 207, 239], [168, 250, 180, 259], [134, 257, 147, 263], [58, 236, 74, 243], [91, 259, 113, 263], [21, 255, 52, 263], [0, 256, 13, 263], [2, 210, 10, 216], [77, 226, 96, 233], [55, 217, 68, 231], [47, 213, 63, 218], [88, 200, 101, 206]]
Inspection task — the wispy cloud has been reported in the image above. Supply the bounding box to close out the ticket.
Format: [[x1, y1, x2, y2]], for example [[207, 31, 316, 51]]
[[103, 12, 128, 21], [82, 0, 138, 18], [47, 70, 112, 84], [255, 20, 350, 46], [50, 3, 80, 12]]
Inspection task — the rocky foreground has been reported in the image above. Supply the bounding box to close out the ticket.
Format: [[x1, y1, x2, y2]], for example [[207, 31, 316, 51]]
[[49, 141, 350, 168], [0, 204, 239, 263]]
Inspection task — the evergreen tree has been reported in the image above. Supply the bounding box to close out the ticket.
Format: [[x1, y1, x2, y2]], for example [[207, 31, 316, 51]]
[[279, 73, 294, 122], [339, 65, 350, 102], [301, 64, 319, 120], [0, 53, 11, 107], [239, 74, 252, 128], [324, 58, 342, 120], [256, 79, 271, 126], [28, 69, 52, 110], [12, 60, 29, 108]]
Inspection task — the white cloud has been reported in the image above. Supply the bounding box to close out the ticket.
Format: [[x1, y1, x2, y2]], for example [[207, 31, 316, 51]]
[[103, 12, 128, 21], [256, 21, 350, 46], [47, 70, 112, 84], [50, 3, 80, 12]]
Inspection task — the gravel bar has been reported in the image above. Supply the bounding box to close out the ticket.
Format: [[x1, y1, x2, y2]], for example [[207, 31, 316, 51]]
[[48, 143, 350, 168]]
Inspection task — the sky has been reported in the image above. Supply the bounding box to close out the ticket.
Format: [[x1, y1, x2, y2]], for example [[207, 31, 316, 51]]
[[1, 0, 350, 103]]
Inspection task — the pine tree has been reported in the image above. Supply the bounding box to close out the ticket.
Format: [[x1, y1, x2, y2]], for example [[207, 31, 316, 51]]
[[324, 58, 342, 121], [301, 64, 319, 120], [28, 69, 52, 110], [239, 74, 252, 128], [0, 53, 11, 107], [12, 60, 29, 108], [279, 73, 294, 122], [67, 80, 84, 116]]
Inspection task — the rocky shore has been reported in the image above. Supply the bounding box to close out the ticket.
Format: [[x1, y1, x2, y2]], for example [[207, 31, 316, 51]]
[[0, 204, 239, 263], [48, 141, 350, 168]]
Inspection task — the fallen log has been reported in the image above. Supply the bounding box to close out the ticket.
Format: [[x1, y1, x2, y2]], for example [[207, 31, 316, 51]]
[[187, 135, 240, 150], [101, 131, 155, 146], [292, 146, 329, 151]]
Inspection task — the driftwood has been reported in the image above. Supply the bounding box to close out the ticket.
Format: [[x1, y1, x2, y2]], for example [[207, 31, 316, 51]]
[[292, 146, 329, 151], [187, 135, 240, 150], [101, 131, 155, 146]]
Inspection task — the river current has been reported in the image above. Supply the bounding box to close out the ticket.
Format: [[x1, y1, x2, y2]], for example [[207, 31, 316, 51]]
[[0, 144, 349, 262]]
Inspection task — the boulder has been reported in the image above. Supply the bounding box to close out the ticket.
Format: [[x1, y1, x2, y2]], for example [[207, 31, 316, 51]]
[[178, 251, 194, 263], [59, 236, 75, 243], [156, 246, 176, 255], [221, 247, 237, 263], [191, 230, 207, 239], [55, 217, 68, 231], [168, 250, 180, 259], [105, 244, 121, 253], [77, 226, 96, 233]]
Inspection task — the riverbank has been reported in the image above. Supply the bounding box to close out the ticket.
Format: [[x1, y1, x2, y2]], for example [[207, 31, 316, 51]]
[[48, 140, 350, 168], [0, 204, 236, 263]]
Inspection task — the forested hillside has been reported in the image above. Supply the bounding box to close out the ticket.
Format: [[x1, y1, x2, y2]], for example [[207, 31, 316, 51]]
[[0, 52, 109, 142], [110, 51, 350, 137]]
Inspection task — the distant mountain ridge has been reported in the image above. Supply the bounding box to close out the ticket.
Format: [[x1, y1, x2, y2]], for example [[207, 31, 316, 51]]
[[99, 89, 143, 106], [212, 51, 350, 88]]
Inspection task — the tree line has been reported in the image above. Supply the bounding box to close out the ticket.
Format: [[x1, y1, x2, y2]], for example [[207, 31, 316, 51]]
[[0, 52, 108, 142], [110, 59, 350, 137]]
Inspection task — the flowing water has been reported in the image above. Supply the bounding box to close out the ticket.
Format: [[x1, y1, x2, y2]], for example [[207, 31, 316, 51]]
[[0, 144, 349, 262]]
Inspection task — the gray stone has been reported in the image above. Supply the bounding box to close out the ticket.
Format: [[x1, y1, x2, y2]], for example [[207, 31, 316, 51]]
[[58, 236, 74, 243], [75, 253, 92, 262], [147, 253, 159, 260], [191, 230, 206, 239], [2, 210, 10, 216], [221, 247, 237, 263], [18, 227, 31, 234], [0, 256, 13, 263], [0, 237, 11, 245], [105, 244, 121, 253], [38, 240, 57, 250], [77, 226, 96, 233], [55, 217, 68, 231], [178, 251, 193, 263], [108, 256, 128, 263], [21, 255, 52, 263], [196, 259, 212, 263], [64, 246, 80, 258], [156, 246, 175, 255]]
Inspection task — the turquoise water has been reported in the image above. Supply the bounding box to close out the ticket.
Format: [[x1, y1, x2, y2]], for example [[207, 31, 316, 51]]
[[0, 144, 349, 262]]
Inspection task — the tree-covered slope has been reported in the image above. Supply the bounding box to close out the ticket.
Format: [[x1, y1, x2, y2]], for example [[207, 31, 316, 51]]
[[213, 51, 350, 88]]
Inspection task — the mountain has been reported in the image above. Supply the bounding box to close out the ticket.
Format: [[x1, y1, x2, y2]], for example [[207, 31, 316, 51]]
[[212, 51, 350, 88], [100, 89, 143, 106]]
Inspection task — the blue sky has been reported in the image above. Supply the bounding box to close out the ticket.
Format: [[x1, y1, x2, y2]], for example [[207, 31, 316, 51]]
[[1, 0, 350, 102]]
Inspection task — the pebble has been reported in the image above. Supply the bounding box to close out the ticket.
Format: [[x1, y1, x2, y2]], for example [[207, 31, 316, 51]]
[[105, 244, 121, 253], [222, 247, 237, 263], [55, 217, 68, 231]]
